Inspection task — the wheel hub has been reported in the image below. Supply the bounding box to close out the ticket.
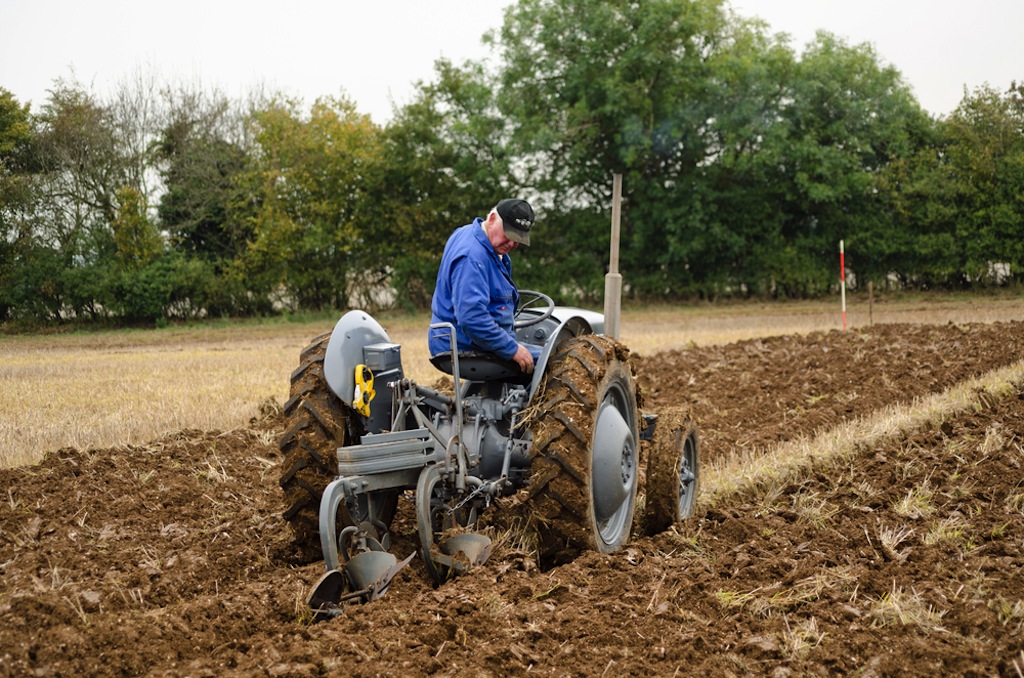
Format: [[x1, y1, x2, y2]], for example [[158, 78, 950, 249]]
[[592, 394, 637, 544]]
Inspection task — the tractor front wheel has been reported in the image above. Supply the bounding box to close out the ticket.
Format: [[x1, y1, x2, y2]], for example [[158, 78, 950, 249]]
[[643, 413, 700, 535]]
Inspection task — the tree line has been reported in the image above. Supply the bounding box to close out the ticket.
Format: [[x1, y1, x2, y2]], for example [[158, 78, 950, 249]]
[[2, 0, 1022, 326]]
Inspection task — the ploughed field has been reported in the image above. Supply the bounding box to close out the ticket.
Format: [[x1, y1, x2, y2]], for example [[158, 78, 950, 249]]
[[2, 322, 1023, 676]]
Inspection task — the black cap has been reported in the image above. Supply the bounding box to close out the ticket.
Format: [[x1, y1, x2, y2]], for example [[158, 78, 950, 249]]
[[495, 199, 534, 246]]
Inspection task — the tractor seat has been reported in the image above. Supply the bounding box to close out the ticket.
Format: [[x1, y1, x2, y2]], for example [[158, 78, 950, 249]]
[[429, 351, 531, 384]]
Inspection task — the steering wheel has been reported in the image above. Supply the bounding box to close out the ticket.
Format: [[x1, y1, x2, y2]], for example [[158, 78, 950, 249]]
[[514, 290, 555, 329]]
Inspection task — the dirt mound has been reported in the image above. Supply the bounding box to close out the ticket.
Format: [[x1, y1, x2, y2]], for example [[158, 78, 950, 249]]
[[1, 321, 1023, 675]]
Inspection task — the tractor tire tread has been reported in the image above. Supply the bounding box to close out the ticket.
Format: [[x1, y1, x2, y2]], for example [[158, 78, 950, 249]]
[[278, 334, 346, 559], [526, 334, 639, 565]]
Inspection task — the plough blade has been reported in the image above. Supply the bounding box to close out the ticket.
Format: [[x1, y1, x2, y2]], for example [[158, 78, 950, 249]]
[[307, 551, 415, 622], [440, 533, 493, 570]]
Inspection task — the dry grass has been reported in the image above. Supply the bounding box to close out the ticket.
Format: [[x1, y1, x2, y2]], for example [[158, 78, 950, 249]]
[[989, 596, 1024, 634], [922, 514, 967, 548], [867, 582, 948, 632], [781, 616, 826, 660], [0, 328, 305, 467], [877, 523, 915, 562], [716, 566, 858, 618], [1, 294, 1021, 468], [892, 481, 937, 520]]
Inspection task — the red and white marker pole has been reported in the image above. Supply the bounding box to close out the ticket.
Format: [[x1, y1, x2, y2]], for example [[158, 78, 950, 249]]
[[839, 239, 847, 330]]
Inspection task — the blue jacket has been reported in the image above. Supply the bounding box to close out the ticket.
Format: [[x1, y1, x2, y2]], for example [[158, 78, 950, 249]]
[[429, 219, 520, 360]]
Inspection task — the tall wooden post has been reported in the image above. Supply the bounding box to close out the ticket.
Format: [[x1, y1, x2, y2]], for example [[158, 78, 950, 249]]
[[604, 174, 623, 339], [868, 280, 874, 326]]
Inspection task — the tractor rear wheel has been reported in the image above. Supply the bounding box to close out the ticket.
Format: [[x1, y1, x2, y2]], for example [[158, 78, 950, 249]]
[[278, 332, 397, 559], [526, 335, 641, 565]]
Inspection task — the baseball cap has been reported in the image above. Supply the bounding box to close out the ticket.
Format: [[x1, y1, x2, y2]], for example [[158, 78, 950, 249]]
[[495, 199, 534, 246]]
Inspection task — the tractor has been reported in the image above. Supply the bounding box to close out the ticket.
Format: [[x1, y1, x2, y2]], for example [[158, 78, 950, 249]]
[[277, 291, 699, 617]]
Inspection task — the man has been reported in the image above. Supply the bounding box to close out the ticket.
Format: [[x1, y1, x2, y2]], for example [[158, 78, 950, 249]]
[[429, 199, 538, 374]]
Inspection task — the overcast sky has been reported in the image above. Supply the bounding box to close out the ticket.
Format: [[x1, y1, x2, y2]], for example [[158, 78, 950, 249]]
[[2, 0, 1021, 123]]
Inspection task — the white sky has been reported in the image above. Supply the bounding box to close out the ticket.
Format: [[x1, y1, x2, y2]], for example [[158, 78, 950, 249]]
[[730, 0, 1023, 117], [1, 0, 1021, 122]]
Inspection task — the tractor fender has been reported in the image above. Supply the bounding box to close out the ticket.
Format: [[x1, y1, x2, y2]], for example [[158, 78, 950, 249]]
[[527, 312, 596, 398], [323, 310, 393, 407]]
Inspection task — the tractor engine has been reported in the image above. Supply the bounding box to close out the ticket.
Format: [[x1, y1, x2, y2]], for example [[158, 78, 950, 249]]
[[431, 384, 532, 484]]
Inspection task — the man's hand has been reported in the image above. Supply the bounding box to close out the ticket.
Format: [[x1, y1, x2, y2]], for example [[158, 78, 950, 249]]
[[512, 343, 535, 374]]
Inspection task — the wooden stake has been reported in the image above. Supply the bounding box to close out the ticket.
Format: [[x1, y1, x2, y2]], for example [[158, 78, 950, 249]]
[[868, 280, 874, 326]]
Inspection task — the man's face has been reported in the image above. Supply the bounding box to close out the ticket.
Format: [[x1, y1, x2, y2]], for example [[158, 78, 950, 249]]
[[486, 213, 519, 255]]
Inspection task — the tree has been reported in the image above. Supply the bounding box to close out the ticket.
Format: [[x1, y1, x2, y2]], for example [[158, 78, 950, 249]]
[[675, 14, 797, 297], [492, 0, 739, 300], [0, 88, 37, 320], [240, 95, 384, 311], [34, 80, 130, 246], [109, 68, 163, 202], [376, 59, 521, 308], [484, 3, 939, 299], [0, 88, 33, 177], [155, 88, 250, 265], [112, 185, 161, 270], [869, 83, 1024, 288], [943, 84, 1024, 282], [767, 32, 930, 295], [19, 77, 176, 320]]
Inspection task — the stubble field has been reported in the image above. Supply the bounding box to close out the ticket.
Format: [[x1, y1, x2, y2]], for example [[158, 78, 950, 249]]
[[1, 295, 1023, 675]]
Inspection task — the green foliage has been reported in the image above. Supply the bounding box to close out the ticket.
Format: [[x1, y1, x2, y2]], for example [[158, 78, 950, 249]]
[[493, 0, 740, 298], [487, 2, 934, 300], [1, 244, 64, 321], [373, 59, 520, 309], [0, 88, 33, 170], [944, 84, 1024, 281], [2, 4, 1024, 327], [766, 32, 930, 294], [865, 82, 1024, 288], [0, 88, 38, 321], [112, 186, 162, 270], [238, 95, 384, 311], [156, 111, 249, 264], [107, 252, 213, 323]]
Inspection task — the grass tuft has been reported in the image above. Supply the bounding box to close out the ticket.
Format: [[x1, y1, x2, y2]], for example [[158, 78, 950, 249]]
[[781, 615, 825, 660], [893, 481, 936, 520], [868, 582, 947, 632], [980, 423, 1009, 456], [989, 596, 1024, 634], [878, 523, 914, 562], [792, 491, 841, 529], [922, 514, 966, 547]]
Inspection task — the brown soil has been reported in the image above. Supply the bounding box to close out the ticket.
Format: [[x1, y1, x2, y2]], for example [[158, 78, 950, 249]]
[[2, 322, 1023, 676]]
